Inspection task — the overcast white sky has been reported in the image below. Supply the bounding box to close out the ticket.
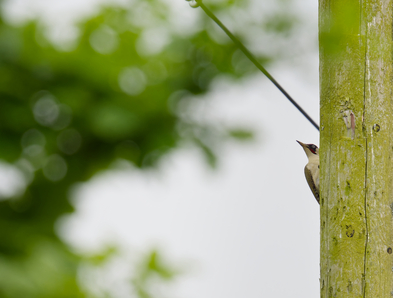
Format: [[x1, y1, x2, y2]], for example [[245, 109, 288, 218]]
[[1, 0, 320, 297]]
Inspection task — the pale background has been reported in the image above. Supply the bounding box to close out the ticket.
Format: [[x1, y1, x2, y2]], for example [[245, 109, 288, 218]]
[[1, 0, 320, 297]]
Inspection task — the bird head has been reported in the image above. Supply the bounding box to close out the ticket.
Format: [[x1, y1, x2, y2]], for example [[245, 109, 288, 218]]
[[296, 140, 319, 158]]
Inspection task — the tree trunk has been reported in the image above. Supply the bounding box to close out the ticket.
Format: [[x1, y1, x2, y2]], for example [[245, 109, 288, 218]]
[[319, 0, 393, 297]]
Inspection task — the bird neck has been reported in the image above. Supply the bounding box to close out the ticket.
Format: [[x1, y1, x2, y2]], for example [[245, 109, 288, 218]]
[[308, 154, 319, 163]]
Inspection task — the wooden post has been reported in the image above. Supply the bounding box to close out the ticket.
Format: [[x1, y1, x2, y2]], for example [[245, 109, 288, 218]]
[[319, 0, 393, 296]]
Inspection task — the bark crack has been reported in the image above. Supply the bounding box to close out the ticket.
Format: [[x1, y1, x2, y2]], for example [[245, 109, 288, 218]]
[[362, 4, 369, 296], [363, 138, 369, 298]]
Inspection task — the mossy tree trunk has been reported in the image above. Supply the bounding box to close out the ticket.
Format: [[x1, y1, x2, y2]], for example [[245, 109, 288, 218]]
[[319, 0, 393, 296]]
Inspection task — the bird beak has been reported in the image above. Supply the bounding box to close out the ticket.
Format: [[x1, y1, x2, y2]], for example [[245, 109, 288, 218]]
[[296, 140, 306, 148]]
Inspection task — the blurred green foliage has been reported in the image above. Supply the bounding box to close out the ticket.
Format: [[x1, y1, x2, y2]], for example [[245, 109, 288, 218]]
[[132, 250, 179, 298], [0, 0, 297, 296], [319, 1, 360, 56]]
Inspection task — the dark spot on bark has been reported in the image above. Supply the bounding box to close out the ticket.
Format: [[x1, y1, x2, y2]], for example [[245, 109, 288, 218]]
[[388, 247, 392, 254], [345, 181, 351, 196], [329, 286, 333, 298], [333, 237, 338, 246], [346, 225, 355, 237], [347, 280, 352, 292]]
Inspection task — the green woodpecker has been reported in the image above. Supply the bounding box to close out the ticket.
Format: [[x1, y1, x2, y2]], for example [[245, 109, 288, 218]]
[[297, 140, 320, 204]]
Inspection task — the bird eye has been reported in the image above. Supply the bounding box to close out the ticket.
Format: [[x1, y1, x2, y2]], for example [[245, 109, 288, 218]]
[[308, 144, 317, 154]]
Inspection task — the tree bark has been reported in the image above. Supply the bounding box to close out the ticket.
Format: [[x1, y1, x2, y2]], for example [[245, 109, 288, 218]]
[[319, 0, 393, 297]]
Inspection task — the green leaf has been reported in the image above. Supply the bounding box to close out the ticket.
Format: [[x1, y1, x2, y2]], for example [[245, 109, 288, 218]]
[[228, 129, 254, 141]]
